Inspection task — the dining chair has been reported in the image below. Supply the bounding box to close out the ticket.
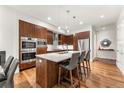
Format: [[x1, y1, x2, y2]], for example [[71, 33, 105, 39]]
[[0, 56, 14, 82], [3, 56, 14, 75], [58, 52, 80, 88], [0, 58, 19, 88]]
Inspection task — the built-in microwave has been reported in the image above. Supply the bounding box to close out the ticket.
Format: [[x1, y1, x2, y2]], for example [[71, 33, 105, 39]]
[[37, 39, 47, 48]]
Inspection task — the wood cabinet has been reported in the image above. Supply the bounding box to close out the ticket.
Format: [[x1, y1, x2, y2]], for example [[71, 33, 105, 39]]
[[35, 25, 47, 39], [37, 47, 47, 54], [19, 20, 48, 39], [59, 34, 73, 45], [19, 61, 36, 71], [36, 59, 59, 88], [19, 20, 48, 71], [66, 35, 73, 45], [47, 31, 53, 44], [75, 31, 90, 39], [19, 20, 35, 37]]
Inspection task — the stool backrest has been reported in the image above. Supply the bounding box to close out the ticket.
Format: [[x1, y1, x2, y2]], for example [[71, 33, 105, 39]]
[[6, 58, 19, 88], [3, 56, 14, 75], [68, 52, 80, 70], [85, 50, 90, 61], [79, 51, 86, 64]]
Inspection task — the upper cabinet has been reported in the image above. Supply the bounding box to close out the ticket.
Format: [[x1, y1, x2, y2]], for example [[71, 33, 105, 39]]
[[66, 35, 73, 45], [47, 31, 53, 44], [19, 20, 47, 39], [35, 25, 47, 39], [19, 20, 35, 37], [59, 34, 73, 45]]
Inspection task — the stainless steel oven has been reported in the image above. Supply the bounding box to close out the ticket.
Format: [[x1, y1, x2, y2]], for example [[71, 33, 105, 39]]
[[21, 37, 37, 63], [21, 51, 36, 63], [21, 37, 37, 51]]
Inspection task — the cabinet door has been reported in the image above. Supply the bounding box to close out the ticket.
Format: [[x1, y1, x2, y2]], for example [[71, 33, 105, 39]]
[[47, 31, 53, 44], [19, 20, 35, 37], [66, 35, 73, 45], [28, 23, 35, 37], [61, 35, 66, 44], [35, 25, 47, 39], [42, 28, 47, 39], [37, 47, 47, 54], [19, 20, 28, 37]]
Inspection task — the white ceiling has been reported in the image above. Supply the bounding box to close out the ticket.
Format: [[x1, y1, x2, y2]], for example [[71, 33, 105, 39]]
[[8, 5, 123, 32]]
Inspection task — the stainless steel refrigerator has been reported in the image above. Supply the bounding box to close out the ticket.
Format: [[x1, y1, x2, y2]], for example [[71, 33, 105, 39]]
[[78, 38, 90, 54]]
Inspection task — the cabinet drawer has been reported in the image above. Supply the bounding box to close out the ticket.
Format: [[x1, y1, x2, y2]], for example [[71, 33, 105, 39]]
[[19, 61, 36, 71]]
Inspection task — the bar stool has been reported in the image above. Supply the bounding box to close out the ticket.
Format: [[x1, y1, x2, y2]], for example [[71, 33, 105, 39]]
[[0, 56, 14, 82], [58, 52, 80, 88], [0, 59, 19, 88], [84, 50, 91, 74], [78, 51, 86, 80]]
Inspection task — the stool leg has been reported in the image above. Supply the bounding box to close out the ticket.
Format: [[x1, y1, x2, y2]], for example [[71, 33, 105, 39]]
[[82, 61, 87, 78], [77, 66, 80, 87], [70, 70, 73, 87], [88, 60, 91, 71], [85, 60, 89, 75], [58, 67, 61, 85], [79, 64, 82, 80]]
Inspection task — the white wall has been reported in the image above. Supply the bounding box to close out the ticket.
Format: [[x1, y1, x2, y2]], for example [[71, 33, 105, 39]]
[[116, 8, 124, 75], [0, 6, 66, 73], [0, 6, 95, 74], [95, 24, 116, 60]]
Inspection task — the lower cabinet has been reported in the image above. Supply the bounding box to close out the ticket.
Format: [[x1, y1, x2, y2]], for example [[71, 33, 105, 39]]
[[36, 59, 59, 88], [19, 61, 36, 71]]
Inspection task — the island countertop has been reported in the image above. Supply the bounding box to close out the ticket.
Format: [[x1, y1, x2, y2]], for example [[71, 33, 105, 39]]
[[36, 51, 80, 62]]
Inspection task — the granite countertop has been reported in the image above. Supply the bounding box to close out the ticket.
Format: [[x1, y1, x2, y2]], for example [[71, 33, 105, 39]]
[[36, 51, 80, 62]]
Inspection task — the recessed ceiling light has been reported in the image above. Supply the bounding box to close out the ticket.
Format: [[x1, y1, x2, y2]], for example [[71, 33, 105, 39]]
[[65, 26, 69, 29], [79, 21, 83, 25], [67, 30, 69, 33], [58, 26, 61, 30], [47, 17, 51, 20], [100, 15, 104, 18], [102, 27, 106, 30]]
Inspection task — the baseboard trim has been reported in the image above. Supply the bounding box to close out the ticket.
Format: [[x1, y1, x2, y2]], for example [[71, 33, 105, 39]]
[[116, 62, 124, 76]]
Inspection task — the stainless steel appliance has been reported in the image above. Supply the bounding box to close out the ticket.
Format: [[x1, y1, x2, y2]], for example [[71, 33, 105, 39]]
[[21, 37, 37, 51], [21, 37, 37, 63], [37, 38, 47, 48], [21, 51, 36, 63]]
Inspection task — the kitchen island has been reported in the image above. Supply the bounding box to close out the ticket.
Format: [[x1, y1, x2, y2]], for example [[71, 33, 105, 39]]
[[36, 51, 80, 88]]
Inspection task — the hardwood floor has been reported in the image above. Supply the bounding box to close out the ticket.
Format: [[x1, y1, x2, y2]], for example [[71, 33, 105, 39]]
[[14, 60, 124, 88]]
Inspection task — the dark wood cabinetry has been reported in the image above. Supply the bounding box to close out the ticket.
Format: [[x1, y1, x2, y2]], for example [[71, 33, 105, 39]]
[[35, 25, 47, 39], [19, 20, 48, 39], [19, 61, 36, 71], [47, 31, 53, 44], [66, 35, 73, 45], [36, 59, 59, 88], [59, 34, 73, 45], [19, 20, 35, 37], [37, 47, 47, 54], [19, 20, 48, 71]]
